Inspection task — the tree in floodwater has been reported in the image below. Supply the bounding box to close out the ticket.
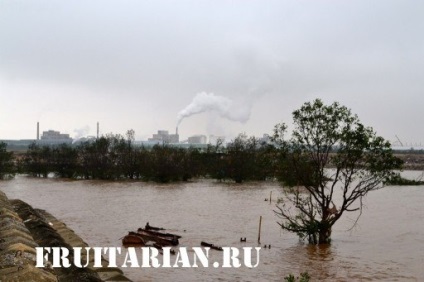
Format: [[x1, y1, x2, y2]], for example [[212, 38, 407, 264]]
[[148, 145, 188, 183], [122, 129, 138, 179], [226, 134, 274, 183], [203, 139, 227, 181], [51, 144, 79, 178], [226, 134, 254, 183], [77, 136, 113, 179], [273, 99, 403, 244], [0, 142, 15, 179], [21, 143, 52, 178]]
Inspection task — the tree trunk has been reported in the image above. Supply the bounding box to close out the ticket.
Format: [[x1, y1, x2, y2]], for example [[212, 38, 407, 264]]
[[318, 223, 332, 244], [308, 233, 318, 244]]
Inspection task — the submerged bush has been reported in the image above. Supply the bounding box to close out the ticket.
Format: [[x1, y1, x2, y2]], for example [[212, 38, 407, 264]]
[[384, 173, 424, 186], [284, 272, 310, 282]]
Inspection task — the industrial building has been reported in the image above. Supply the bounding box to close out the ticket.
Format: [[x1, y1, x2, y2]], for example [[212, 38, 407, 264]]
[[40, 130, 72, 141], [188, 135, 207, 144], [148, 129, 179, 144], [1, 123, 73, 149]]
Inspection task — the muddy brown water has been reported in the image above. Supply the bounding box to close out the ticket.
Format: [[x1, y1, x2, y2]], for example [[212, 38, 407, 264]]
[[1, 173, 423, 282]]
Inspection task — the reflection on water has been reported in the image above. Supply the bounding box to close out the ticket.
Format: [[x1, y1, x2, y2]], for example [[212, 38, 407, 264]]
[[1, 174, 423, 281], [306, 244, 334, 262]]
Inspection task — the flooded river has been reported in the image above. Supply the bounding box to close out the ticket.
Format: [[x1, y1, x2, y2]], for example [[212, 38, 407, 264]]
[[1, 173, 423, 281]]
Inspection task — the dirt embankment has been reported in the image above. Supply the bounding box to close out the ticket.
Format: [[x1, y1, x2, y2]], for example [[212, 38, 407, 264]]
[[0, 192, 131, 281]]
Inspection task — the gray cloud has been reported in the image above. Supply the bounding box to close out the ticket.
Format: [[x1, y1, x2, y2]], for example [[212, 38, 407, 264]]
[[1, 0, 423, 143]]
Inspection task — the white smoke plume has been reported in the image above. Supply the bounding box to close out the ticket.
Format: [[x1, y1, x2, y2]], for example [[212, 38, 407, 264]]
[[177, 92, 251, 126], [73, 125, 90, 139]]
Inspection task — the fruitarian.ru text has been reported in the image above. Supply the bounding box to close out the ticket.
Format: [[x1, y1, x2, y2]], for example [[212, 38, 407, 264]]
[[36, 247, 261, 268]]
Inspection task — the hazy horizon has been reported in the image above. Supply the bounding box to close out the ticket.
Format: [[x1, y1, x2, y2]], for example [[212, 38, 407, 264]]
[[1, 1, 423, 144]]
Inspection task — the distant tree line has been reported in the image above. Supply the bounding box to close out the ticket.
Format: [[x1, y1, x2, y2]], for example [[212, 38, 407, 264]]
[[3, 131, 279, 183]]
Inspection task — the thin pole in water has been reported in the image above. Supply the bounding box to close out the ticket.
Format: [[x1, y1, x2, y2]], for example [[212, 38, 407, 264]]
[[258, 216, 262, 244], [270, 191, 272, 204]]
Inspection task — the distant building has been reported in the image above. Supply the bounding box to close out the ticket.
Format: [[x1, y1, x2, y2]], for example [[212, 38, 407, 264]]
[[38, 130, 73, 145], [148, 130, 179, 144], [1, 132, 73, 149], [41, 130, 72, 140], [188, 135, 207, 144]]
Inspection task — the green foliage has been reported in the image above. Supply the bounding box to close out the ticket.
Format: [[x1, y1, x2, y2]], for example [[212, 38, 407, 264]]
[[205, 134, 277, 183], [284, 272, 311, 282], [0, 142, 15, 179], [203, 141, 227, 181], [226, 134, 258, 183], [21, 142, 52, 177], [51, 144, 78, 178], [77, 136, 114, 179], [384, 173, 424, 185], [148, 145, 185, 183], [274, 99, 403, 244]]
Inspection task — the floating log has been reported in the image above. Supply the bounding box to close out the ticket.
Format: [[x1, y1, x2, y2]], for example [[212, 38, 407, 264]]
[[145, 222, 165, 231], [200, 241, 223, 251]]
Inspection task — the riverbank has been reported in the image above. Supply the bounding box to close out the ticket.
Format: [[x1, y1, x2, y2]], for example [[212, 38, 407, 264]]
[[395, 153, 424, 170], [0, 191, 131, 281]]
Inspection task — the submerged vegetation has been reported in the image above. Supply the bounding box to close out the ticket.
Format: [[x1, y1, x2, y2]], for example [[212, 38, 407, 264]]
[[272, 99, 403, 244], [0, 142, 15, 179], [284, 272, 311, 282], [384, 172, 424, 186]]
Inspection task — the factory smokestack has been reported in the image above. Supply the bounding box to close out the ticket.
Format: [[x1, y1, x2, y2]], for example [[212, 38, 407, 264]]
[[37, 122, 39, 140], [97, 122, 99, 139], [176, 126, 178, 135]]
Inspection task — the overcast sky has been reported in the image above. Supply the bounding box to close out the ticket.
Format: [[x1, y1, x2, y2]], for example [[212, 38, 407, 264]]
[[1, 0, 423, 145]]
